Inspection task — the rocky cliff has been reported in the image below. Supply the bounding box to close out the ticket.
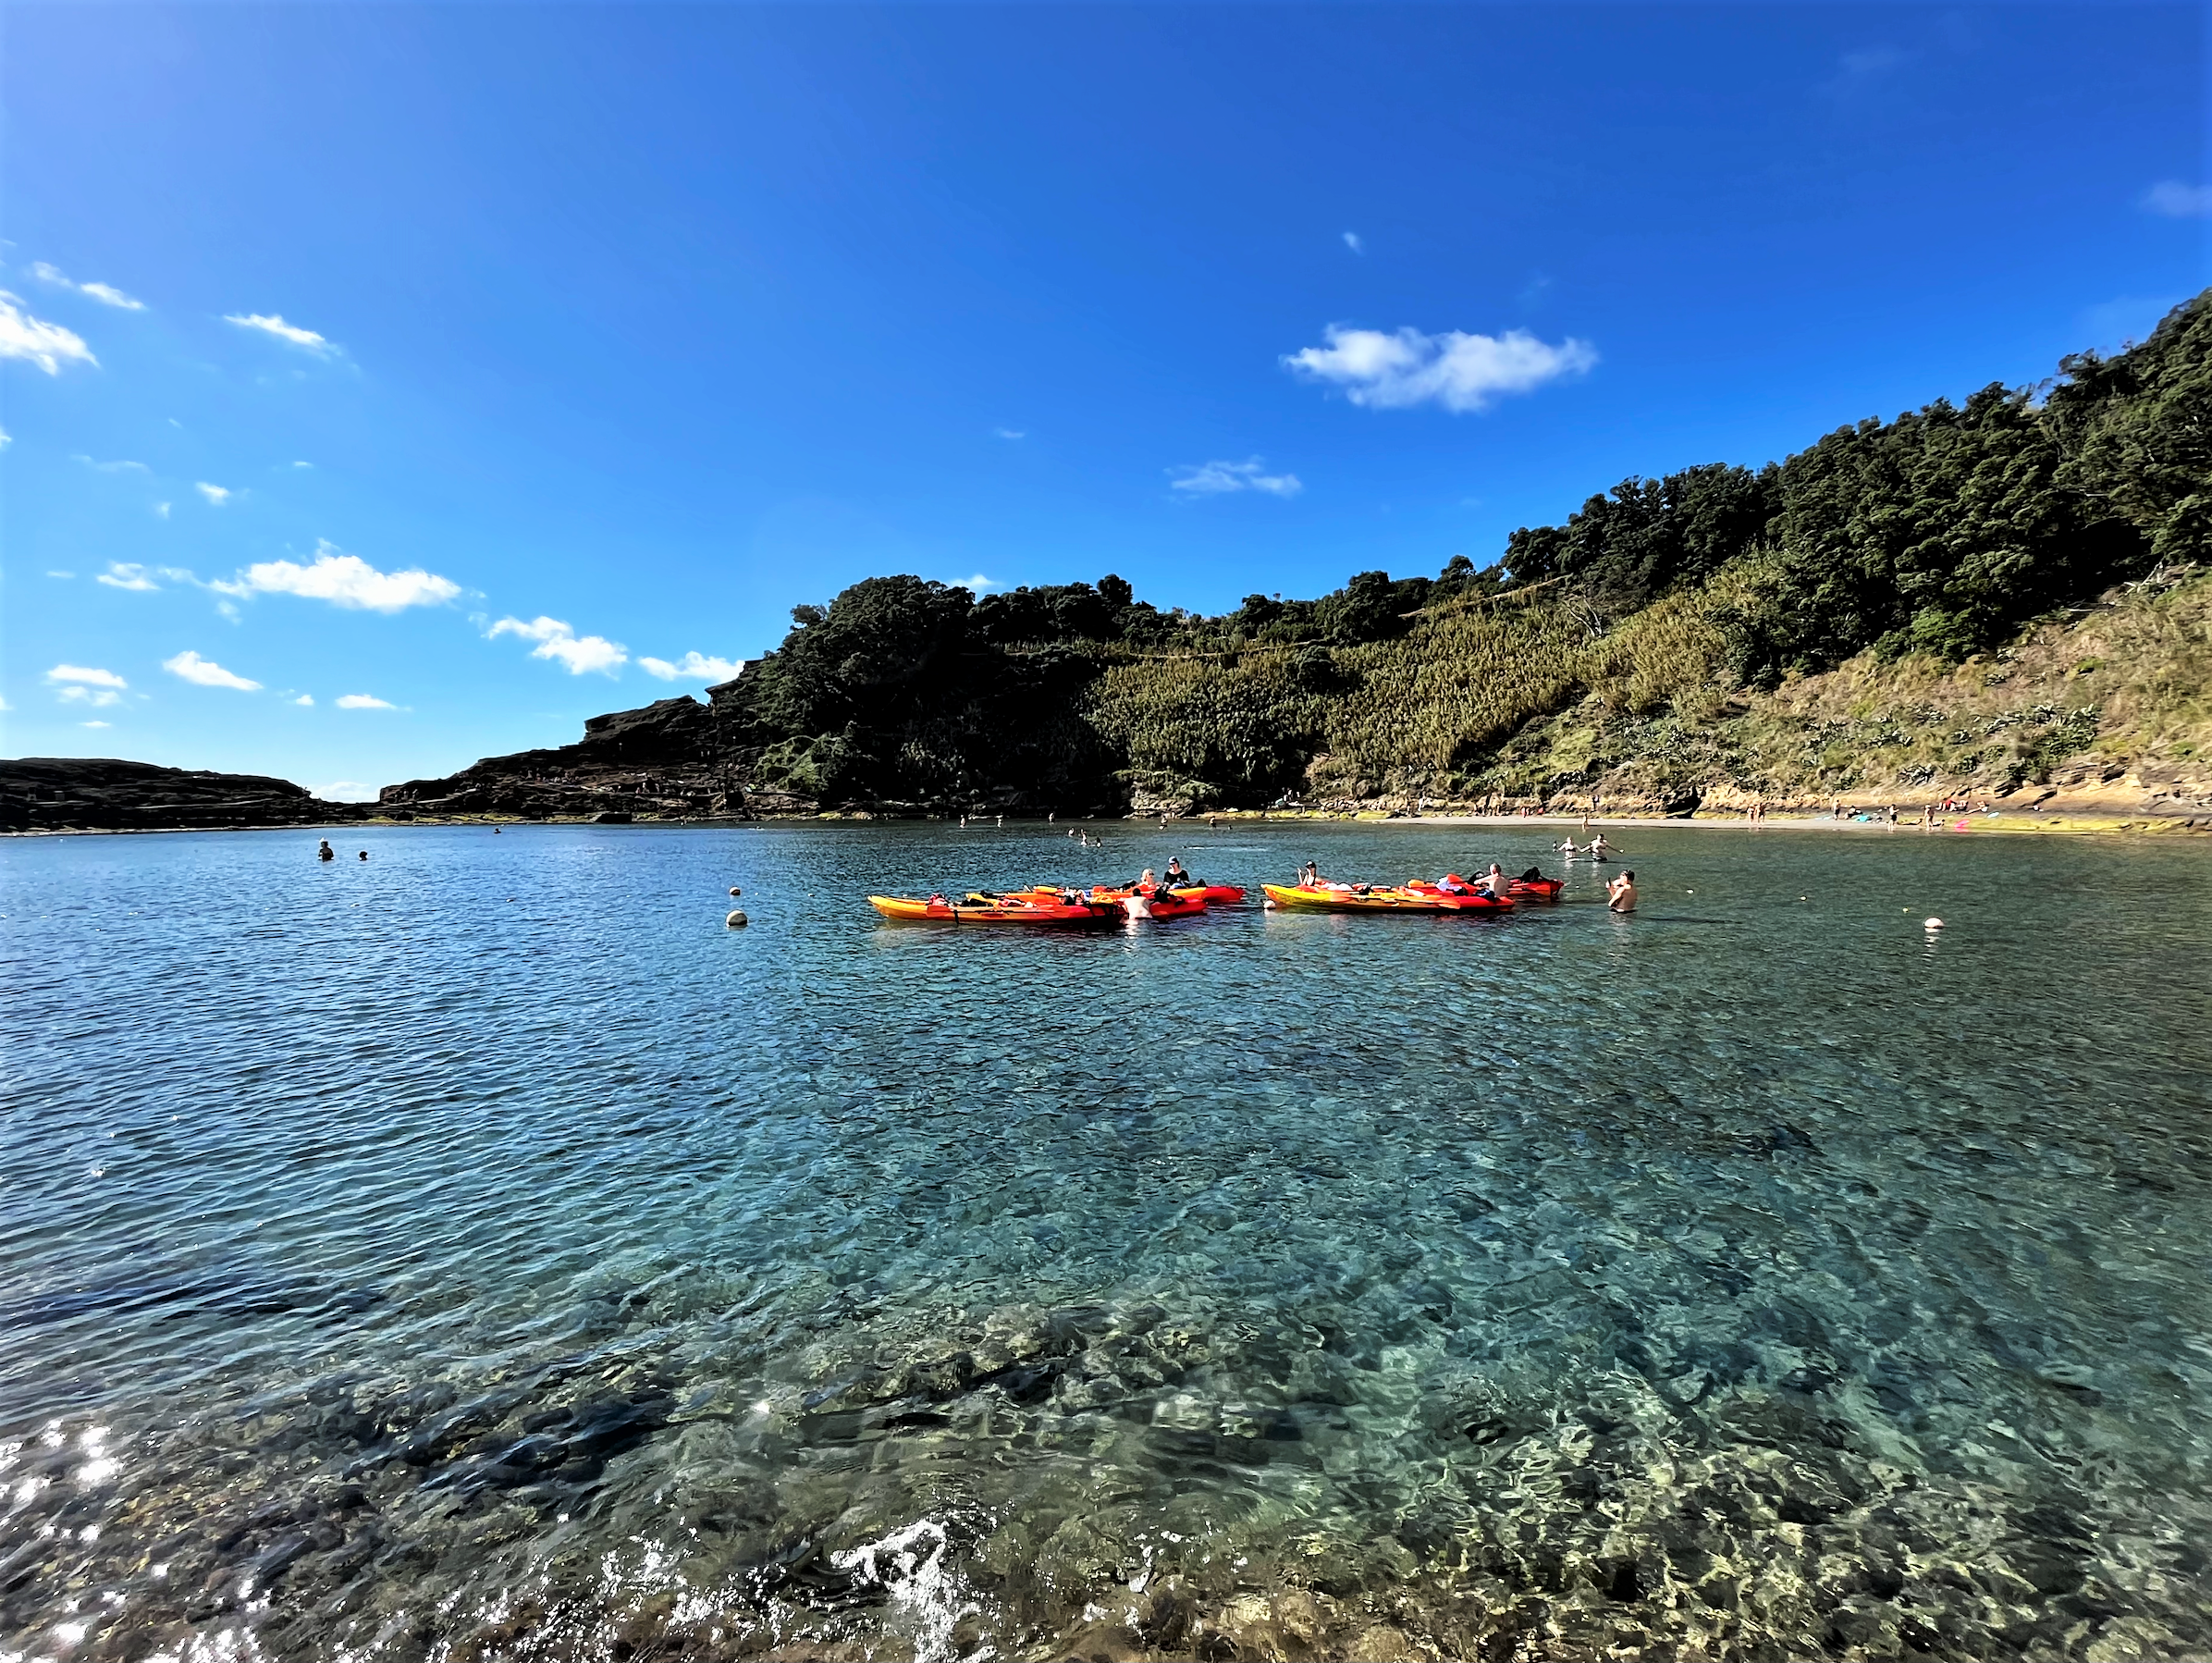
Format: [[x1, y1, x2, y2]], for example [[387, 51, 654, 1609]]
[[0, 758, 370, 833]]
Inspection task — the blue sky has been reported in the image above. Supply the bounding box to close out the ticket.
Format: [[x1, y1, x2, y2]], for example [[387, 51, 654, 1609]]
[[3, 3, 2204, 796]]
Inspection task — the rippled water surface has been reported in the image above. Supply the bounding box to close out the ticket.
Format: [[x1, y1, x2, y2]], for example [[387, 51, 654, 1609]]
[[4, 821, 2210, 1661]]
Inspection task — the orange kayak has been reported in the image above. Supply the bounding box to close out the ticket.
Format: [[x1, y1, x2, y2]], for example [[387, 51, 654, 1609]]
[[1014, 882, 1244, 906], [868, 894, 1120, 925], [1262, 882, 1511, 913]]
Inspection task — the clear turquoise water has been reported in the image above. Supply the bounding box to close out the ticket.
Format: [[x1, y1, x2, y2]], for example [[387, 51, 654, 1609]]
[[3, 821, 2208, 1661]]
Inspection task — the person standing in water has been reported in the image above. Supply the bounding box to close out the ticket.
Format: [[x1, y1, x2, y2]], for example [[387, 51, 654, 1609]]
[[1608, 869, 1637, 913], [317, 839, 336, 862]]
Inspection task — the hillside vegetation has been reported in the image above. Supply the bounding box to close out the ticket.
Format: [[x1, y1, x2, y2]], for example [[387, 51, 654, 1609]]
[[384, 292, 2211, 822]]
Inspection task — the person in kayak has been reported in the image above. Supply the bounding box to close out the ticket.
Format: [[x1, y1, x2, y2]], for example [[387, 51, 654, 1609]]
[[1163, 857, 1194, 889], [1127, 867, 1161, 893], [1608, 870, 1637, 913], [1478, 864, 1513, 901], [1298, 860, 1321, 887]]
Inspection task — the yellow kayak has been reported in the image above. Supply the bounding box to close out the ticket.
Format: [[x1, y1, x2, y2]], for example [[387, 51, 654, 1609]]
[[1261, 882, 1511, 913]]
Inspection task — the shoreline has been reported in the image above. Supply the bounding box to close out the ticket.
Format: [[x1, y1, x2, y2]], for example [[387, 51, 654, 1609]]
[[5, 808, 2206, 838]]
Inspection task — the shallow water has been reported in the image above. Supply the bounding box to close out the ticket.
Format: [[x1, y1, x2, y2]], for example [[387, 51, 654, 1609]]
[[3, 820, 2209, 1661]]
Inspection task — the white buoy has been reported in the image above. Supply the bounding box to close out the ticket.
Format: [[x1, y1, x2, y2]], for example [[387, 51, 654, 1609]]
[[1923, 917, 1944, 930], [726, 909, 748, 928]]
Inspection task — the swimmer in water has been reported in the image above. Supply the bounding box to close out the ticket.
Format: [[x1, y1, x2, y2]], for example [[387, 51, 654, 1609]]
[[1608, 869, 1637, 913], [317, 839, 336, 862]]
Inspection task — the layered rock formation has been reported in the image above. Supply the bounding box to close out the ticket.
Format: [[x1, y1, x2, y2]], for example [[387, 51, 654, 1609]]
[[0, 758, 368, 833], [376, 691, 818, 820]]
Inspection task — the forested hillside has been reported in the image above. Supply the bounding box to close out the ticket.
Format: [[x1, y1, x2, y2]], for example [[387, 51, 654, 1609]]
[[384, 292, 2211, 821]]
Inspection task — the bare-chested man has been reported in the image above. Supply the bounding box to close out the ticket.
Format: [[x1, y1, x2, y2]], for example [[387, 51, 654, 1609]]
[[1608, 869, 1637, 913]]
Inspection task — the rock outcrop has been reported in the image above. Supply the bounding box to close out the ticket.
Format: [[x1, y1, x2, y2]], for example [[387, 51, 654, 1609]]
[[0, 758, 369, 833], [375, 693, 815, 819]]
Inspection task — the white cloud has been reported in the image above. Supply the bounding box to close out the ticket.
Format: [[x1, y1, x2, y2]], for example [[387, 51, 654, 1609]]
[[640, 650, 743, 683], [294, 694, 315, 707], [224, 312, 338, 355], [47, 570, 75, 579], [290, 460, 313, 468], [59, 686, 124, 708], [215, 543, 461, 612], [196, 482, 231, 506], [97, 563, 161, 591], [489, 615, 628, 675], [312, 781, 378, 802], [0, 425, 11, 450], [942, 573, 1004, 592], [335, 693, 396, 709], [46, 664, 128, 690], [1284, 324, 1597, 413], [80, 720, 113, 729], [154, 501, 171, 519], [75, 454, 150, 474], [2142, 180, 2212, 218], [0, 695, 9, 710], [1170, 457, 1304, 497], [994, 427, 1026, 440], [1343, 231, 1364, 254], [162, 650, 261, 691], [0, 291, 97, 374], [31, 263, 146, 311]]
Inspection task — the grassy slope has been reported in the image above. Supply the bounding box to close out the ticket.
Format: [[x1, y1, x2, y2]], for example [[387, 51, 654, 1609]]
[[1087, 567, 2211, 819]]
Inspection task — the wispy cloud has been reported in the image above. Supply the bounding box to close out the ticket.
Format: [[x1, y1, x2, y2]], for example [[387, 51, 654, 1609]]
[[196, 482, 231, 506], [30, 262, 145, 311], [294, 694, 315, 707], [74, 454, 151, 474], [942, 573, 1004, 592], [0, 426, 10, 450], [46, 664, 127, 690], [214, 543, 461, 612], [335, 693, 396, 710], [1170, 457, 1304, 497], [1343, 231, 1364, 254], [639, 650, 743, 683], [489, 615, 628, 675], [2141, 180, 2212, 218], [994, 427, 1026, 440], [154, 502, 171, 519], [46, 665, 127, 708], [1284, 325, 1596, 413], [80, 720, 113, 730], [0, 291, 97, 374], [225, 312, 338, 355], [162, 650, 261, 691], [97, 562, 170, 592]]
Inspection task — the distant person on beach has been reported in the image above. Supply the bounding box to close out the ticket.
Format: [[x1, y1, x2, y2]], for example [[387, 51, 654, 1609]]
[[1608, 870, 1637, 913], [317, 840, 335, 862]]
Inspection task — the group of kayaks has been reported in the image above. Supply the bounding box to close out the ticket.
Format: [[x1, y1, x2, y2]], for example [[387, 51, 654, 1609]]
[[866, 871, 1560, 925]]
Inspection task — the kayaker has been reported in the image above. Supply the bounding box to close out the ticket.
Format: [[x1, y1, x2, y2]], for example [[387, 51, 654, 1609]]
[[1129, 867, 1161, 893], [1608, 870, 1637, 913], [1164, 857, 1193, 889], [1298, 860, 1321, 887], [1479, 864, 1512, 901]]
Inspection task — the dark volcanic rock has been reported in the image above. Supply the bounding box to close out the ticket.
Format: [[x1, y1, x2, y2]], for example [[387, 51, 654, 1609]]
[[1, 758, 367, 833]]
